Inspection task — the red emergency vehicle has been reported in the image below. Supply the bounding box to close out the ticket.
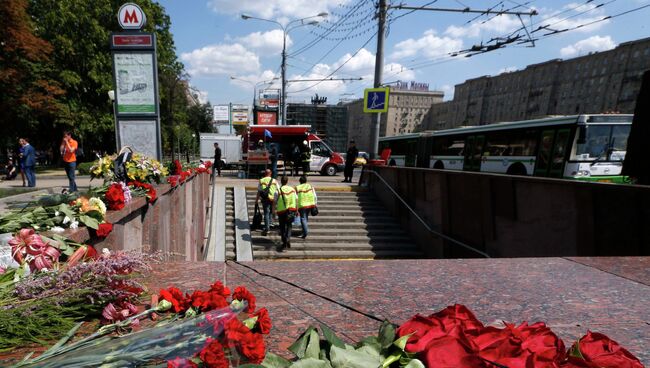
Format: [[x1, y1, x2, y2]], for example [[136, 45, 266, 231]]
[[244, 125, 344, 176]]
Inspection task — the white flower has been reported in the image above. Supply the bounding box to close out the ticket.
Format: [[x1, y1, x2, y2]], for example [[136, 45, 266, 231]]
[[70, 220, 79, 229], [51, 226, 65, 233], [62, 216, 71, 224], [102, 248, 111, 257], [89, 197, 107, 215], [33, 225, 40, 230], [55, 211, 60, 217]]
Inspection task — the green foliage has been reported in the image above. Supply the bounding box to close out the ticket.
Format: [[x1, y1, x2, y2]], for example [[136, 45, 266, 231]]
[[76, 161, 94, 175]]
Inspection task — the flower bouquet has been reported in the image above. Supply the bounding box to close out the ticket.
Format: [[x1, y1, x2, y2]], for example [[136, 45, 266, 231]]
[[15, 281, 271, 367], [91, 153, 168, 184]]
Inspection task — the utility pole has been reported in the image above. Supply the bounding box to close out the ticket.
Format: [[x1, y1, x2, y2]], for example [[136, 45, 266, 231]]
[[370, 0, 387, 160], [281, 35, 287, 125]]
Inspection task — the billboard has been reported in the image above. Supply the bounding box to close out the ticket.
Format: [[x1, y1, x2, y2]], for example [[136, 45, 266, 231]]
[[114, 53, 156, 114], [231, 104, 250, 125], [259, 89, 280, 109], [213, 105, 229, 122], [256, 111, 277, 125]]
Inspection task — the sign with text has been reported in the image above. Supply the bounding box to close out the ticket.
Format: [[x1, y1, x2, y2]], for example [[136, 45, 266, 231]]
[[114, 53, 156, 114], [118, 120, 159, 159], [256, 111, 277, 125], [213, 105, 229, 122], [231, 104, 250, 125], [363, 87, 390, 113]]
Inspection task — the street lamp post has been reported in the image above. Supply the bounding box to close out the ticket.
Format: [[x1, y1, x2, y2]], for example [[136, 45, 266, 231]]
[[230, 76, 279, 107], [241, 12, 327, 125]]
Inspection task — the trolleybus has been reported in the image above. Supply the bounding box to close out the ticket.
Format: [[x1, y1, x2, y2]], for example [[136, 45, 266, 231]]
[[378, 114, 632, 182]]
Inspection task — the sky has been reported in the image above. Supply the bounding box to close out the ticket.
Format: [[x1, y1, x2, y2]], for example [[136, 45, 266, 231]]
[[156, 0, 650, 107]]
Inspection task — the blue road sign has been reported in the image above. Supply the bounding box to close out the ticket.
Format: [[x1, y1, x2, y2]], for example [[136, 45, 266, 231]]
[[363, 87, 390, 113]]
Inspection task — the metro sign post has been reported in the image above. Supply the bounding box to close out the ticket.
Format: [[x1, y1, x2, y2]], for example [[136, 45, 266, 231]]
[[110, 3, 162, 161]]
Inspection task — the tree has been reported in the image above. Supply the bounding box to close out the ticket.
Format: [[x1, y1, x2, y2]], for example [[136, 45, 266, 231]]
[[0, 0, 64, 156]]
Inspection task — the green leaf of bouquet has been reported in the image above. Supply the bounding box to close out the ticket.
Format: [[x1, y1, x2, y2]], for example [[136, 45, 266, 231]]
[[289, 358, 333, 368], [239, 365, 266, 368], [57, 204, 75, 218], [356, 343, 381, 358], [568, 341, 585, 359], [79, 215, 99, 230], [319, 323, 345, 349], [330, 345, 382, 368], [381, 351, 402, 368], [243, 316, 259, 330], [393, 333, 413, 351], [403, 358, 425, 368], [85, 210, 105, 222], [378, 320, 396, 349], [289, 326, 317, 359], [261, 352, 292, 368], [305, 329, 321, 359]]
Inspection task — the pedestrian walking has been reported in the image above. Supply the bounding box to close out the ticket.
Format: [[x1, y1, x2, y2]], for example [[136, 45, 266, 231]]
[[213, 142, 222, 177], [343, 140, 359, 183], [21, 138, 36, 187], [255, 169, 278, 236], [60, 131, 78, 192], [291, 143, 301, 176], [296, 175, 317, 239], [18, 139, 26, 187], [300, 140, 311, 176], [276, 175, 297, 251]]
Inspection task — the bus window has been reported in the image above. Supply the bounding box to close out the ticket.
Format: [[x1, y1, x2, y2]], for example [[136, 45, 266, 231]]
[[434, 136, 465, 156], [485, 132, 509, 156], [549, 129, 571, 177], [510, 129, 538, 156], [576, 125, 611, 160], [463, 135, 484, 171], [610, 125, 630, 161], [534, 130, 555, 176]]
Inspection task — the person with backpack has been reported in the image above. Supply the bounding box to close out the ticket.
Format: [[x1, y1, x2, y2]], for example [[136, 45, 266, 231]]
[[296, 175, 317, 239], [276, 175, 298, 251], [60, 131, 78, 192], [255, 169, 278, 236]]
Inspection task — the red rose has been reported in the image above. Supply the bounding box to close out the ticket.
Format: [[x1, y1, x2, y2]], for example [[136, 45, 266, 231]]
[[209, 281, 230, 298], [432, 304, 484, 338], [251, 307, 272, 334], [167, 357, 198, 368], [159, 286, 190, 313], [567, 331, 643, 368], [397, 314, 447, 353], [96, 223, 113, 238], [105, 183, 125, 210], [422, 334, 485, 368], [190, 290, 228, 312], [198, 339, 229, 368], [232, 286, 256, 313]]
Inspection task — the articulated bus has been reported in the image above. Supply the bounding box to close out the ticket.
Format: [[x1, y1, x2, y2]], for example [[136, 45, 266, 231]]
[[378, 114, 632, 183]]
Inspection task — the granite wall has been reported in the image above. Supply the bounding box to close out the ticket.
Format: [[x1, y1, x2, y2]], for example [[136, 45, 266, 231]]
[[363, 166, 650, 258], [65, 174, 210, 261]]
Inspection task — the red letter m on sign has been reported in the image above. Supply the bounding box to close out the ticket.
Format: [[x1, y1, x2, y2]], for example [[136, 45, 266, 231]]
[[123, 9, 139, 24]]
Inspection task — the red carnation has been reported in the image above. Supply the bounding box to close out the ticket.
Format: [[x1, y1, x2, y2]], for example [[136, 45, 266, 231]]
[[190, 290, 229, 312], [237, 330, 266, 364], [251, 307, 272, 334], [96, 223, 113, 238], [173, 160, 183, 176], [209, 281, 231, 298], [198, 339, 229, 368], [225, 318, 251, 344], [105, 183, 125, 210], [232, 286, 256, 313], [159, 286, 190, 313], [167, 176, 179, 187]]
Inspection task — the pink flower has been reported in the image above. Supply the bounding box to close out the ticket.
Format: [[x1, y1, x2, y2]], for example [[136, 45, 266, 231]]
[[102, 301, 138, 323]]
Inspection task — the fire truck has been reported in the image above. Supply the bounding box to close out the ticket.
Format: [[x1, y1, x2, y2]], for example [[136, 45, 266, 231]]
[[244, 125, 344, 176]]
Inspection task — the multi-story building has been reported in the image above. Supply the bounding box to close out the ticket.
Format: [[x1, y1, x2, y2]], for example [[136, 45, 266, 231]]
[[286, 103, 348, 152], [346, 88, 444, 151], [425, 37, 650, 130]]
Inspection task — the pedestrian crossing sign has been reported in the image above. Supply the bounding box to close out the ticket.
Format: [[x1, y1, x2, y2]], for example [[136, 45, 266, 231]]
[[363, 87, 390, 113]]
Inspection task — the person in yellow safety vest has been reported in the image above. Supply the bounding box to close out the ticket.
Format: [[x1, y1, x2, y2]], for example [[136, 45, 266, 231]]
[[276, 175, 298, 251], [255, 169, 278, 236], [300, 140, 311, 175], [296, 175, 317, 239]]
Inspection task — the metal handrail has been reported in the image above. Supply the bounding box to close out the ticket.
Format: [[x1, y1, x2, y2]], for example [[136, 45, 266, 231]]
[[363, 168, 491, 258]]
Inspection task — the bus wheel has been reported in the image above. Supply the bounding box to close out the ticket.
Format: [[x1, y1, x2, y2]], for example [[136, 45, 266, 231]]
[[506, 163, 527, 176], [322, 164, 337, 176], [433, 160, 444, 169]]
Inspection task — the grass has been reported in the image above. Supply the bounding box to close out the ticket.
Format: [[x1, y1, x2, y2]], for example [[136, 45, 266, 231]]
[[0, 188, 39, 199]]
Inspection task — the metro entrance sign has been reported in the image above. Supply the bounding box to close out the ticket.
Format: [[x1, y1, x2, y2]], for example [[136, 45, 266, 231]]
[[110, 3, 162, 161], [363, 87, 390, 113]]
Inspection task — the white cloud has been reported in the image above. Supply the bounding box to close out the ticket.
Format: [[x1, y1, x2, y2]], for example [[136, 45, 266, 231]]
[[208, 0, 349, 20], [560, 35, 616, 58], [181, 43, 260, 76], [194, 90, 209, 104], [539, 2, 610, 34], [444, 15, 521, 39], [235, 30, 292, 56], [391, 29, 464, 60], [440, 85, 454, 101]]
